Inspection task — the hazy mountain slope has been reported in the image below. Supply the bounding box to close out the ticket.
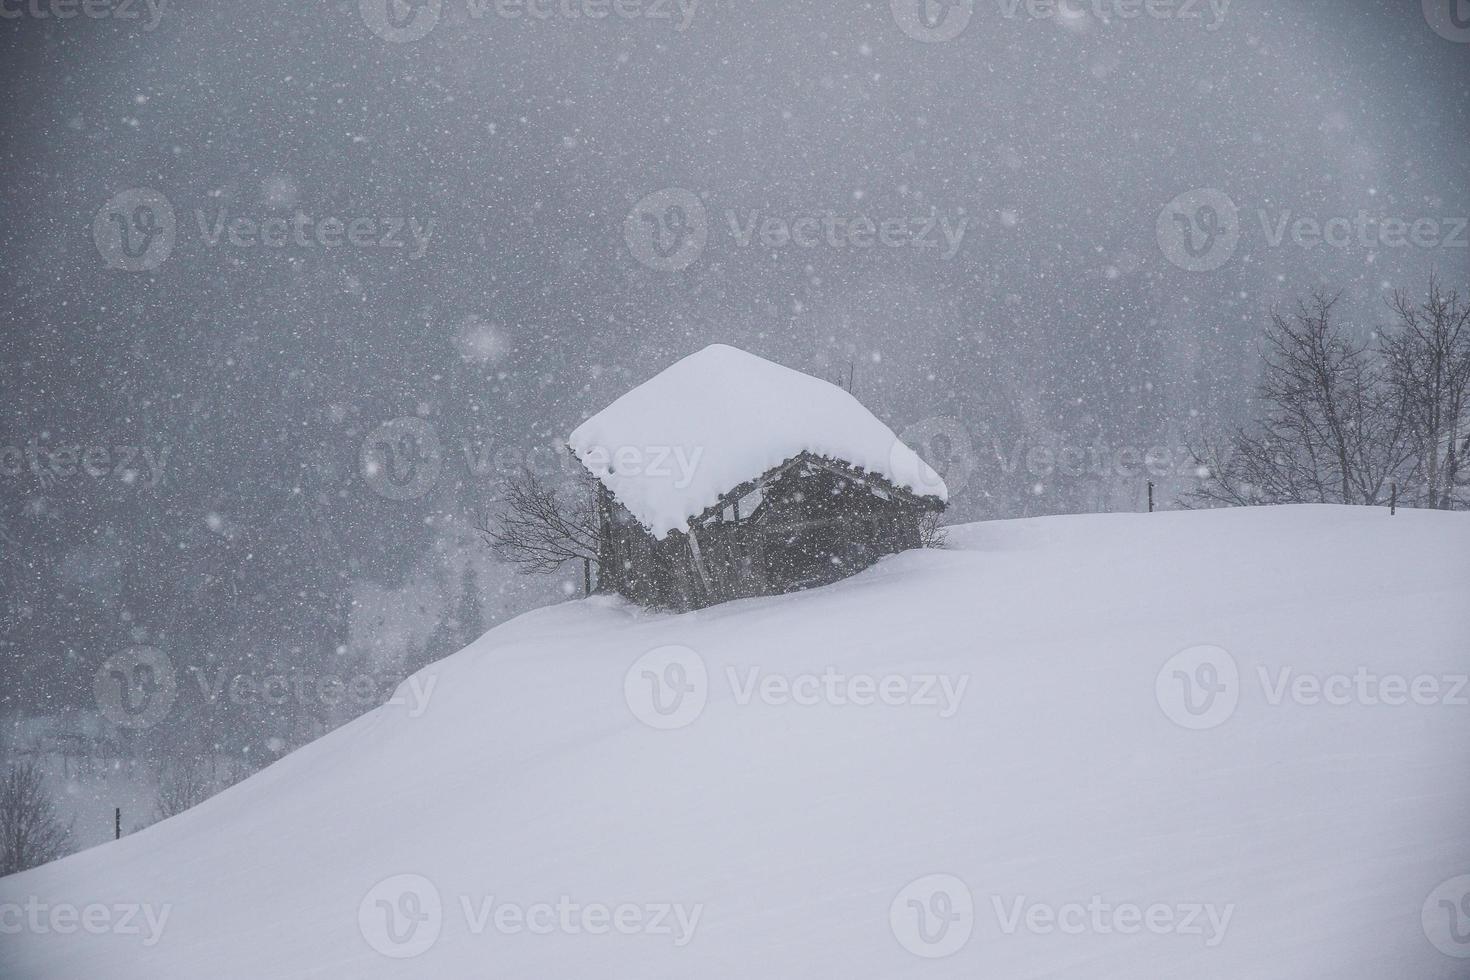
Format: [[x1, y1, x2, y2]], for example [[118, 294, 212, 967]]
[[3, 505, 1468, 979]]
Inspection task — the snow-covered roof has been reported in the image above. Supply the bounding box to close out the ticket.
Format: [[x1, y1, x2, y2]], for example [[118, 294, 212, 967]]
[[568, 344, 947, 539]]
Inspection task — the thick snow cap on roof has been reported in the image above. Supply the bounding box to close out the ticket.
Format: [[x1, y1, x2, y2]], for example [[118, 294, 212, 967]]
[[568, 344, 947, 539]]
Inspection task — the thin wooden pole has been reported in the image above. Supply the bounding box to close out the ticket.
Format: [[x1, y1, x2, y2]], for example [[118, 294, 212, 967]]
[[1147, 481, 1155, 513], [115, 807, 121, 840], [686, 528, 714, 600]]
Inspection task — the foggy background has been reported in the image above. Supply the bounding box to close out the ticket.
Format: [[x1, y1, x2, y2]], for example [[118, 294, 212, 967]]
[[1, 0, 1466, 845]]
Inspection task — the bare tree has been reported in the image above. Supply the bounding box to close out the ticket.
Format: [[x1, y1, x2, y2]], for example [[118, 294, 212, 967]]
[[477, 468, 602, 577], [0, 762, 73, 876], [1381, 275, 1470, 510], [154, 756, 215, 822], [1187, 292, 1412, 508], [918, 510, 948, 549]]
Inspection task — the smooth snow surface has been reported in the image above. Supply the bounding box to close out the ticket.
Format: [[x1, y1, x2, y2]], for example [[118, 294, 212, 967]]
[[3, 506, 1469, 979], [567, 344, 946, 538]]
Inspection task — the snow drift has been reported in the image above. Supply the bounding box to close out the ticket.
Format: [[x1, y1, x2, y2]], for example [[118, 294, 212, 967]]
[[3, 505, 1469, 979]]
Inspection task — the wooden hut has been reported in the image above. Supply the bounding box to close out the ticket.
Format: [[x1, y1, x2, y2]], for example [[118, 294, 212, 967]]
[[568, 345, 947, 610]]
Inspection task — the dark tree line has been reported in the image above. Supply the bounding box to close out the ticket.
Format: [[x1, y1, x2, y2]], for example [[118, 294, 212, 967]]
[[1189, 277, 1469, 511]]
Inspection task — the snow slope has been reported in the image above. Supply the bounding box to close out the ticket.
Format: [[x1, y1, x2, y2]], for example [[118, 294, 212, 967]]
[[4, 505, 1469, 979]]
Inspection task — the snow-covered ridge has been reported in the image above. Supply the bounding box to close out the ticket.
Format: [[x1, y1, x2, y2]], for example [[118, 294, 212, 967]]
[[568, 344, 946, 538], [3, 506, 1468, 979]]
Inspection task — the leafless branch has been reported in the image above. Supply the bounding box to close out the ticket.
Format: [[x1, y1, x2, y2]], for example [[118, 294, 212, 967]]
[[1186, 289, 1419, 509], [0, 762, 73, 876], [1380, 274, 1470, 510], [477, 468, 602, 575]]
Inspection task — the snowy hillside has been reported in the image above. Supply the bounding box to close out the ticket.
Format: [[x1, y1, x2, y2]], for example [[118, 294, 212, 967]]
[[3, 505, 1469, 979]]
